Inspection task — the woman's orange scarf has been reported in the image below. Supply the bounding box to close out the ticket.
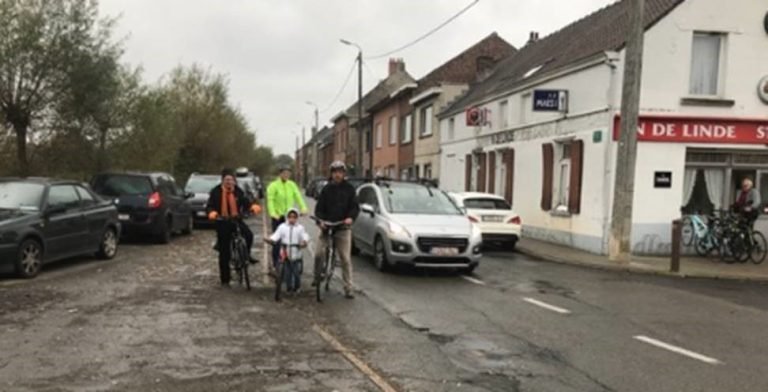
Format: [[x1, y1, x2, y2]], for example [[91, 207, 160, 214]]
[[221, 187, 238, 218]]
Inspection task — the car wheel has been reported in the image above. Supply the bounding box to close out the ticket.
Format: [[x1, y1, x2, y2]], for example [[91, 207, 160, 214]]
[[181, 215, 194, 235], [157, 217, 172, 244], [96, 227, 119, 260], [373, 236, 390, 272], [16, 239, 43, 279]]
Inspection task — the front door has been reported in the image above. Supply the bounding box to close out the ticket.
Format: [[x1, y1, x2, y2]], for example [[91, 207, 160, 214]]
[[43, 185, 88, 260]]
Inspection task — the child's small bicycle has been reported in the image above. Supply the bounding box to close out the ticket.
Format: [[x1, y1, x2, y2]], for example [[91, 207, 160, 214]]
[[264, 239, 306, 301]]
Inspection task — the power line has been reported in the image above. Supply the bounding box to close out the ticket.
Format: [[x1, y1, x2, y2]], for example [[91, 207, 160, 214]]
[[320, 57, 358, 113], [362, 60, 380, 83], [364, 0, 481, 60]]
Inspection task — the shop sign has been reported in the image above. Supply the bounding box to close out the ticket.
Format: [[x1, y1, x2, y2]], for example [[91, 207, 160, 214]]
[[613, 115, 768, 144], [759, 75, 768, 104], [654, 171, 672, 188], [489, 129, 515, 145]]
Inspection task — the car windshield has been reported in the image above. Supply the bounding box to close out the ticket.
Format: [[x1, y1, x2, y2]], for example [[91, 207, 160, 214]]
[[464, 197, 511, 210], [186, 177, 219, 194], [0, 182, 45, 211], [382, 184, 462, 215], [92, 175, 153, 197]]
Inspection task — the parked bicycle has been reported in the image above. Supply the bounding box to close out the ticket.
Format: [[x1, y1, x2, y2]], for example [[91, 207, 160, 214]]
[[311, 216, 346, 303], [682, 210, 767, 264]]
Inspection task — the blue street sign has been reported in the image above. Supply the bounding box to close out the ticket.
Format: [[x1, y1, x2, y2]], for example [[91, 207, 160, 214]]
[[533, 90, 568, 112]]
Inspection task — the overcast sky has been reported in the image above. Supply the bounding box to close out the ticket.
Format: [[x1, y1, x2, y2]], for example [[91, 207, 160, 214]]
[[99, 0, 616, 156]]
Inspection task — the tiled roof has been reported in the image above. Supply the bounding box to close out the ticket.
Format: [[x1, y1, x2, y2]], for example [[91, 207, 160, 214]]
[[415, 32, 516, 95], [441, 0, 685, 117], [341, 70, 416, 125]]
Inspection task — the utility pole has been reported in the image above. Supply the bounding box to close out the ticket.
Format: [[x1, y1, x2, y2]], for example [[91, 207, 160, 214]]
[[357, 50, 365, 177], [609, 0, 645, 262], [306, 101, 319, 132]]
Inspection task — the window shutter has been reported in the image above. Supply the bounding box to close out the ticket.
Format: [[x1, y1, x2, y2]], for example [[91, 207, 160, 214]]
[[478, 153, 487, 193], [541, 143, 553, 211], [465, 154, 472, 192], [488, 151, 496, 194], [504, 149, 515, 206], [569, 140, 584, 214]]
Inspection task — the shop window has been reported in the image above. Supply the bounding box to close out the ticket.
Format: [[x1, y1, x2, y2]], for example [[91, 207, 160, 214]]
[[689, 32, 725, 96], [682, 169, 717, 215]]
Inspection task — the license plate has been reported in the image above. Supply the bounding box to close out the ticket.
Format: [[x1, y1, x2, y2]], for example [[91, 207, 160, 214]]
[[482, 215, 504, 222], [196, 211, 207, 217], [430, 247, 459, 256], [118, 214, 130, 221]]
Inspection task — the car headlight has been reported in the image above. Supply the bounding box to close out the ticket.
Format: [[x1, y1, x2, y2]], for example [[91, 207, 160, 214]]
[[387, 221, 411, 238]]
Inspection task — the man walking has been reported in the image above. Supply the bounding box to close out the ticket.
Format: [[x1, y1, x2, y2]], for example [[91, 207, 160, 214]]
[[267, 166, 308, 267]]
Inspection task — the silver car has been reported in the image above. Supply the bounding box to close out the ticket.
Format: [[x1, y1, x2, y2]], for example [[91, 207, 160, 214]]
[[352, 180, 483, 273]]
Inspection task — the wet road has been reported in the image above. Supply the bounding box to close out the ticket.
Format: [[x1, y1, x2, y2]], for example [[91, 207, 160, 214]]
[[3, 212, 768, 391]]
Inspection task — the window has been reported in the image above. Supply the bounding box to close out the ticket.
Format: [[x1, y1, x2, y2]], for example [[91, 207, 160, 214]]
[[554, 143, 571, 209], [375, 123, 383, 148], [690, 32, 725, 96], [75, 186, 97, 207], [402, 114, 413, 143], [448, 117, 455, 140], [464, 198, 511, 210], [420, 105, 433, 136], [389, 116, 398, 145], [498, 100, 509, 129], [520, 93, 531, 123], [424, 163, 433, 179], [158, 176, 178, 196], [48, 185, 81, 210]]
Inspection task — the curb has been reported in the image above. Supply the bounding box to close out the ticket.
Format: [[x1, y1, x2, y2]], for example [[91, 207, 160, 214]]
[[515, 244, 768, 284]]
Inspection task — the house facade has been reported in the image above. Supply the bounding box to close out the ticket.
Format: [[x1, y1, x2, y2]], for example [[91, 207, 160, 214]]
[[439, 0, 768, 255], [371, 82, 417, 178], [411, 33, 516, 182]]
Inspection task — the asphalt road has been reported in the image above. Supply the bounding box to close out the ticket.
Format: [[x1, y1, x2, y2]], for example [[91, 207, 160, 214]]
[[3, 211, 768, 392]]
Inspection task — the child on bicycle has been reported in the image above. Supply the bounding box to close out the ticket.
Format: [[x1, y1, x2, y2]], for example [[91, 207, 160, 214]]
[[266, 208, 309, 292]]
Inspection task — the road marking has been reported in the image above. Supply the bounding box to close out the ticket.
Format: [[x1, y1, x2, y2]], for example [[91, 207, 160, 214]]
[[313, 324, 399, 392], [522, 297, 571, 314], [461, 276, 486, 286], [633, 335, 722, 365]]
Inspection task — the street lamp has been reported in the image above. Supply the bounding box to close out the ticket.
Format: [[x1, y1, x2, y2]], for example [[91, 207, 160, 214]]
[[340, 38, 365, 177], [305, 101, 319, 131]]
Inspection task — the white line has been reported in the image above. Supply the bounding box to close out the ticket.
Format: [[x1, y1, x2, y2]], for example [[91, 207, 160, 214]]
[[522, 297, 571, 314], [461, 276, 486, 286], [633, 335, 722, 365], [313, 324, 399, 392]]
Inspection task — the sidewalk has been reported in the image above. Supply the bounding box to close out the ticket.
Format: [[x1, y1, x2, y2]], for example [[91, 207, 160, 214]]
[[516, 237, 768, 283]]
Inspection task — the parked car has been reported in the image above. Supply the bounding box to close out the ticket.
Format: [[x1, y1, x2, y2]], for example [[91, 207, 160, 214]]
[[306, 178, 328, 199], [0, 178, 121, 278], [184, 174, 221, 226], [90, 172, 194, 243], [352, 180, 482, 273], [452, 192, 521, 250], [346, 177, 367, 190]]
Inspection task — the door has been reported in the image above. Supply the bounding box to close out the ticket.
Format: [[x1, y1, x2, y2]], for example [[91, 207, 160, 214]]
[[43, 185, 88, 260], [354, 186, 378, 250], [76, 185, 108, 251], [158, 175, 185, 231]]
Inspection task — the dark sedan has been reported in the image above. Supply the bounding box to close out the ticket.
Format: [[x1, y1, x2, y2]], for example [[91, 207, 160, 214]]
[[0, 178, 121, 278]]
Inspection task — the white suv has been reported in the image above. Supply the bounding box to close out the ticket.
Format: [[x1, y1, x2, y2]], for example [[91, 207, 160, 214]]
[[352, 180, 483, 273]]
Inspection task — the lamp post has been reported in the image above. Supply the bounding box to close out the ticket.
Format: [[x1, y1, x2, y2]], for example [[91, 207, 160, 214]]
[[305, 101, 319, 132], [340, 38, 365, 177]]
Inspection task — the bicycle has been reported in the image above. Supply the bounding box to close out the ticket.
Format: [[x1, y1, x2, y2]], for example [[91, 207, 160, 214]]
[[726, 215, 767, 265], [689, 213, 720, 257], [217, 217, 251, 290], [265, 240, 305, 301], [311, 216, 346, 303]]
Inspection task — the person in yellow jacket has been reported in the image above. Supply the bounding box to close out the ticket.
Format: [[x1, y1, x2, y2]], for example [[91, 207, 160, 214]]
[[267, 166, 307, 267]]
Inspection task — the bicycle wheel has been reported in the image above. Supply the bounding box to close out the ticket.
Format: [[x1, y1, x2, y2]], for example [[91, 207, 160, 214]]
[[694, 237, 712, 257], [681, 216, 695, 247], [324, 249, 335, 293], [750, 231, 767, 265], [274, 261, 285, 301], [317, 248, 331, 303]]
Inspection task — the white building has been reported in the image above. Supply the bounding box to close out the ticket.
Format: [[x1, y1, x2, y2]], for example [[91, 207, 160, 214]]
[[438, 0, 768, 255]]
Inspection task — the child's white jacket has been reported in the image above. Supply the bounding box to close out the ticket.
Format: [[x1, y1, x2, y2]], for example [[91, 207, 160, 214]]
[[270, 223, 310, 261]]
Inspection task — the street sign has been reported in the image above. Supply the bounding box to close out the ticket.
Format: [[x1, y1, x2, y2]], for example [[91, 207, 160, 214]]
[[533, 90, 568, 112], [654, 171, 672, 188]]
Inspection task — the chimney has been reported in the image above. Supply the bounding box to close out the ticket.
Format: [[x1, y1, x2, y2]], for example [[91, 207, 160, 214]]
[[388, 58, 405, 75], [311, 126, 317, 138], [527, 31, 540, 45]]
